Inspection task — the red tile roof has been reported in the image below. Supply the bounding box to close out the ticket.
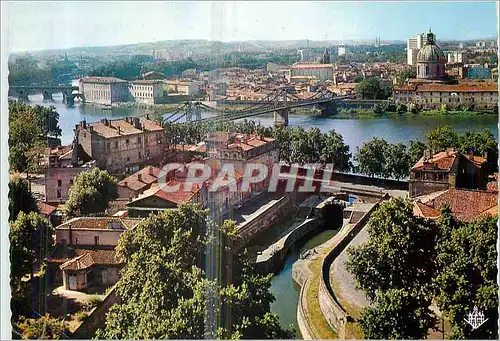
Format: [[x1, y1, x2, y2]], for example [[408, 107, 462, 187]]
[[422, 188, 498, 222], [412, 151, 457, 171], [38, 202, 57, 216], [48, 245, 119, 266], [118, 166, 161, 192], [57, 217, 142, 230], [127, 181, 201, 207], [394, 81, 498, 92], [81, 76, 127, 83]]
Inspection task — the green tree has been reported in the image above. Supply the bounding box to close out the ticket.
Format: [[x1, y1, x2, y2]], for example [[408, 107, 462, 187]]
[[10, 212, 54, 279], [8, 101, 46, 175], [425, 125, 459, 152], [354, 137, 389, 178], [65, 168, 118, 216], [408, 140, 427, 166], [320, 130, 352, 172], [9, 176, 38, 222], [355, 77, 390, 100], [434, 207, 498, 339], [346, 198, 437, 301], [458, 129, 498, 174], [384, 142, 411, 180], [33, 105, 62, 137], [359, 289, 436, 340], [97, 203, 293, 339], [395, 69, 417, 85]]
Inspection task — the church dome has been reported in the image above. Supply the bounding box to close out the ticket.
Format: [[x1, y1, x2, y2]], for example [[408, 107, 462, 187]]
[[417, 44, 445, 62]]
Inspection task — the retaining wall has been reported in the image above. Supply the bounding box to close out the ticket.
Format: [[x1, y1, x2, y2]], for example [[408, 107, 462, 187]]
[[317, 199, 385, 337], [71, 286, 120, 338]]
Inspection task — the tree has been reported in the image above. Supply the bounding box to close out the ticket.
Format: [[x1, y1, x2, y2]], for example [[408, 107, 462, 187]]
[[346, 198, 437, 301], [395, 69, 417, 85], [65, 168, 118, 216], [346, 198, 438, 339], [33, 105, 62, 137], [320, 130, 352, 172], [434, 207, 498, 339], [10, 211, 54, 281], [425, 125, 459, 152], [355, 77, 390, 100], [359, 289, 436, 340], [408, 140, 427, 166], [458, 129, 498, 174], [9, 176, 38, 222], [97, 203, 293, 339], [8, 101, 46, 175], [384, 142, 411, 180], [354, 138, 389, 178]]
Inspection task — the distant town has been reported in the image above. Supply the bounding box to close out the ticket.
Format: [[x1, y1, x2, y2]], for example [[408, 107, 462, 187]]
[[7, 17, 499, 341]]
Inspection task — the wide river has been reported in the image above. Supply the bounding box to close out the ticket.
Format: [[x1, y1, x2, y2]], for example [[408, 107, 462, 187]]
[[21, 91, 498, 337], [25, 93, 498, 149]]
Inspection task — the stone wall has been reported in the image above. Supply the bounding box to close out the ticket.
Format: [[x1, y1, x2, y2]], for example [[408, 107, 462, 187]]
[[317, 199, 384, 337], [71, 285, 120, 339]]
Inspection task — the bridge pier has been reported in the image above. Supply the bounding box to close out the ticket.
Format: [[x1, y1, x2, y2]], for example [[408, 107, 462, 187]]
[[65, 95, 75, 107], [42, 90, 53, 101], [319, 100, 337, 116], [273, 108, 289, 127]]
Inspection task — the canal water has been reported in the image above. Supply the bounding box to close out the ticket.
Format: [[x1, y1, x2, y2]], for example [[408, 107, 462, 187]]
[[22, 92, 497, 148]]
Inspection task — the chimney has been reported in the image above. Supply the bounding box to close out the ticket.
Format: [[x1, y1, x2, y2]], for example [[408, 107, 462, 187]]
[[146, 113, 150, 120], [138, 173, 143, 182], [117, 126, 121, 135], [89, 126, 94, 132], [149, 166, 154, 176], [133, 117, 141, 129], [124, 181, 128, 187], [68, 223, 73, 245]]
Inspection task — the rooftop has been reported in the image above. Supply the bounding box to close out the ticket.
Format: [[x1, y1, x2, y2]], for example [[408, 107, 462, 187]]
[[49, 245, 119, 268], [57, 217, 143, 231], [118, 166, 161, 192], [81, 76, 127, 84]]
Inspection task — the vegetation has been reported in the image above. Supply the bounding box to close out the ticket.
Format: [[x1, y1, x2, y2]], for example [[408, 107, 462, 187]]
[[355, 77, 392, 100], [9, 176, 38, 222], [346, 199, 498, 339], [65, 168, 118, 217], [13, 315, 69, 340], [96, 203, 294, 339]]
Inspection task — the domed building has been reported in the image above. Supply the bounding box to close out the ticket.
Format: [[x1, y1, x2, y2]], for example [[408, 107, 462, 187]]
[[416, 30, 446, 80]]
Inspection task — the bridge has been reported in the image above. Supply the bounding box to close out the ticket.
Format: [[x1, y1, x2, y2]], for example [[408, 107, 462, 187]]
[[164, 87, 352, 127], [9, 85, 84, 106]]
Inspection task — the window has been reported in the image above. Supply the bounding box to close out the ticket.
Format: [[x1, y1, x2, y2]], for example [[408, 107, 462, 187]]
[[126, 139, 129, 145], [75, 238, 78, 245], [56, 189, 62, 198], [69, 179, 74, 186], [415, 172, 421, 179], [114, 141, 118, 149], [57, 179, 62, 187], [107, 142, 111, 150], [83, 133, 87, 138], [137, 137, 142, 144], [94, 236, 100, 245]]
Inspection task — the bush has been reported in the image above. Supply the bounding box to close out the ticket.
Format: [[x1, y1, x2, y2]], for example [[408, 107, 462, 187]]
[[74, 311, 88, 322], [83, 296, 102, 310]]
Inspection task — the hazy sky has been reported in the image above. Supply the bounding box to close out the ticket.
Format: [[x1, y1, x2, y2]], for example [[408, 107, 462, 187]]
[[5, 1, 498, 52]]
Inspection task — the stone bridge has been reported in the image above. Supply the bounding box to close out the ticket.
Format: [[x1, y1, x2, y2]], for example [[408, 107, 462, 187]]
[[9, 85, 84, 106]]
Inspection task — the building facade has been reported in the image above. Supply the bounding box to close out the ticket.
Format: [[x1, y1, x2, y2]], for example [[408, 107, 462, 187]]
[[45, 162, 96, 204], [447, 51, 468, 64], [291, 64, 334, 81], [74, 116, 166, 174], [79, 77, 131, 105], [130, 80, 165, 104], [407, 33, 425, 66], [392, 81, 498, 111], [409, 150, 487, 198]]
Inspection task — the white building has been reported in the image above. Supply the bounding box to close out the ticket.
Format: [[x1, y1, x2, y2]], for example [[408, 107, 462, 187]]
[[130, 80, 165, 104], [407, 33, 425, 66], [447, 51, 468, 64], [338, 45, 347, 56], [291, 63, 334, 81]]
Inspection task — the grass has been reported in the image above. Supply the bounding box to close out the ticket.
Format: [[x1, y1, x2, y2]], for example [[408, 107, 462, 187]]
[[304, 259, 338, 339], [330, 277, 365, 339]]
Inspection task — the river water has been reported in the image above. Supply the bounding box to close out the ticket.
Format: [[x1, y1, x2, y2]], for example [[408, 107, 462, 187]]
[[18, 91, 498, 337], [23, 92, 497, 148]]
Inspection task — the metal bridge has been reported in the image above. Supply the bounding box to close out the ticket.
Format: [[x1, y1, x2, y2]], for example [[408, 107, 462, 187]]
[[9, 85, 83, 106], [164, 87, 352, 126]]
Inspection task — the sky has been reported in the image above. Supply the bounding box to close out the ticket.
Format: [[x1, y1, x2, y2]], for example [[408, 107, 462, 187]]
[[4, 1, 498, 52]]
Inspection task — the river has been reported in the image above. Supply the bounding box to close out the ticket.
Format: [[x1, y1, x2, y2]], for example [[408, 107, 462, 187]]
[[23, 92, 497, 148]]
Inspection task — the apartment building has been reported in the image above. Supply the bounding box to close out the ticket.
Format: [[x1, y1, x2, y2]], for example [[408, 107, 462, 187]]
[[74, 115, 166, 174], [291, 63, 334, 81], [407, 33, 425, 66]]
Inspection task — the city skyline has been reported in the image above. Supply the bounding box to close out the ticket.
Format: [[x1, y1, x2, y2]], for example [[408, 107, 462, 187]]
[[4, 1, 498, 53]]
